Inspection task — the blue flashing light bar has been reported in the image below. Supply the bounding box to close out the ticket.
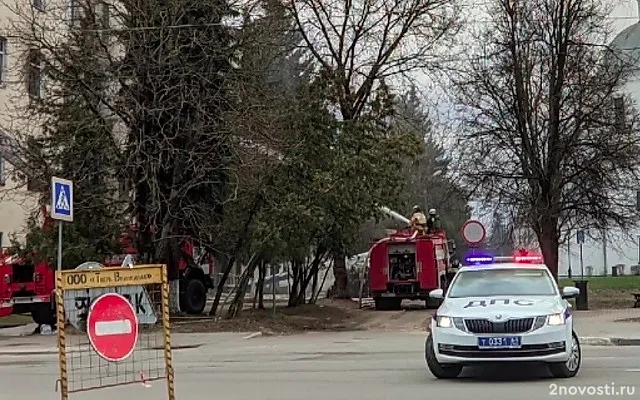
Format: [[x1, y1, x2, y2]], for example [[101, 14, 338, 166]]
[[463, 251, 544, 266], [464, 255, 494, 265]]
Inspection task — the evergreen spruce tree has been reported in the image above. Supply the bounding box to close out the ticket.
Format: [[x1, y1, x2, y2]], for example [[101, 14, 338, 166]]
[[116, 0, 237, 311], [393, 86, 471, 253]]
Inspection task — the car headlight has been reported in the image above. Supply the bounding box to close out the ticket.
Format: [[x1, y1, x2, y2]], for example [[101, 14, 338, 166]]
[[547, 313, 566, 326], [436, 316, 453, 328]]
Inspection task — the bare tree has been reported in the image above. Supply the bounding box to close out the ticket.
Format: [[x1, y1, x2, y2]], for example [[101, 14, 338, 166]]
[[453, 0, 640, 278], [285, 0, 461, 297]]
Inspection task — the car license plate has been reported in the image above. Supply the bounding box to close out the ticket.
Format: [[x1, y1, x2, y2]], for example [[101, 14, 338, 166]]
[[381, 293, 396, 297], [478, 336, 522, 349]]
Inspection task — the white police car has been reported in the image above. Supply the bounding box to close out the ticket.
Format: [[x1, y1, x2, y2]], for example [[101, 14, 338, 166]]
[[426, 253, 581, 379]]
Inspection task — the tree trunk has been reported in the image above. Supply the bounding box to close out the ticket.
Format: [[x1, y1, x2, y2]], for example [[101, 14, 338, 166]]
[[156, 219, 181, 314], [210, 258, 234, 316], [330, 252, 350, 299], [294, 246, 326, 306], [251, 261, 260, 309], [286, 264, 291, 297], [208, 194, 263, 316], [257, 260, 265, 309], [311, 265, 319, 300], [226, 254, 261, 318], [540, 234, 560, 280], [287, 260, 302, 307], [535, 216, 560, 280], [311, 261, 332, 304], [294, 263, 310, 306], [169, 280, 181, 314]]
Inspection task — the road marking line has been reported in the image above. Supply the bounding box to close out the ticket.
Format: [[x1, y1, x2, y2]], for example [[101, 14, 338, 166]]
[[584, 356, 616, 359], [625, 368, 640, 372]]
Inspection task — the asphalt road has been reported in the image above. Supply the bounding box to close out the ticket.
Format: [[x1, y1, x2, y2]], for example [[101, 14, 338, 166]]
[[0, 331, 638, 399]]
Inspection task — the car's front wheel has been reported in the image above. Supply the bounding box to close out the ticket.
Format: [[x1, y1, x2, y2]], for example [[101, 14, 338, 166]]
[[548, 330, 581, 378], [425, 334, 463, 379]]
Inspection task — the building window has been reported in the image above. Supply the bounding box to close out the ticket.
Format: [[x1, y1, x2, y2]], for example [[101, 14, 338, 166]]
[[0, 38, 7, 87], [68, 0, 84, 25], [27, 49, 44, 99], [33, 0, 45, 11], [101, 2, 110, 25], [27, 177, 46, 192], [100, 2, 111, 39], [68, 0, 77, 23]]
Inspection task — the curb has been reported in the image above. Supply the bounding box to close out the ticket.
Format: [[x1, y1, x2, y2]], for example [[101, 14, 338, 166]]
[[610, 338, 640, 346], [2, 336, 639, 355], [580, 337, 613, 346], [580, 337, 640, 346], [237, 331, 640, 346], [0, 343, 203, 356], [243, 332, 262, 340], [0, 324, 25, 330], [0, 347, 58, 355], [244, 330, 276, 340]]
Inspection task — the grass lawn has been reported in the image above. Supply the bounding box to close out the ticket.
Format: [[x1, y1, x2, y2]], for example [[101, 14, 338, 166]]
[[0, 314, 32, 327], [559, 276, 640, 309]]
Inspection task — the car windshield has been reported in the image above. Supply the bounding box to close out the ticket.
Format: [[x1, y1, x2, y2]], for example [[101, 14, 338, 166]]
[[447, 268, 557, 298]]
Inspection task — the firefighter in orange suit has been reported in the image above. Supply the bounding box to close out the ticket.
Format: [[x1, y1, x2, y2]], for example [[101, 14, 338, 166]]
[[410, 205, 427, 236]]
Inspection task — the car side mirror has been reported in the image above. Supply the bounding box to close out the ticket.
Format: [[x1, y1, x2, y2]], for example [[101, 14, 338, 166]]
[[429, 289, 444, 299], [561, 286, 580, 299]]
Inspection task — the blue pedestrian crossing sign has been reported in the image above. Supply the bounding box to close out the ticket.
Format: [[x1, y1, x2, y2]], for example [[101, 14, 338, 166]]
[[51, 176, 73, 222]]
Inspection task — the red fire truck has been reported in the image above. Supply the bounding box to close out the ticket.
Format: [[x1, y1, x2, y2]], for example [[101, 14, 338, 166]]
[[103, 225, 214, 315], [0, 227, 214, 328], [0, 250, 57, 326], [368, 209, 455, 310]]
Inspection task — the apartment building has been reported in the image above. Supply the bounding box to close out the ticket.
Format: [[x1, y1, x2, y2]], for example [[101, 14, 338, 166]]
[[0, 1, 42, 247], [0, 0, 106, 247]]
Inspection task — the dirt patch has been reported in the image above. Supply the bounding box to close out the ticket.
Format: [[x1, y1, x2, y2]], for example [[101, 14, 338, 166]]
[[169, 298, 435, 334], [356, 300, 433, 332], [169, 291, 640, 334], [171, 299, 369, 335], [358, 308, 432, 332]]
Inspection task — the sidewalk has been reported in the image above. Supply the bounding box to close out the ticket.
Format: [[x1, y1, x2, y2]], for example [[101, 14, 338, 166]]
[[572, 308, 640, 345], [0, 323, 249, 355], [0, 308, 638, 354]]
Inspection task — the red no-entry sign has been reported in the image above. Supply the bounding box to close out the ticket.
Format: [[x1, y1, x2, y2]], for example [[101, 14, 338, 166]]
[[87, 292, 139, 362], [461, 219, 486, 246]]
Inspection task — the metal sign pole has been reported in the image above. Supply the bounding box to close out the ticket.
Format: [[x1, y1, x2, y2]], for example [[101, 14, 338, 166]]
[[602, 229, 608, 276], [580, 243, 584, 280], [57, 222, 63, 272], [567, 230, 572, 278], [272, 266, 277, 316], [51, 176, 73, 272]]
